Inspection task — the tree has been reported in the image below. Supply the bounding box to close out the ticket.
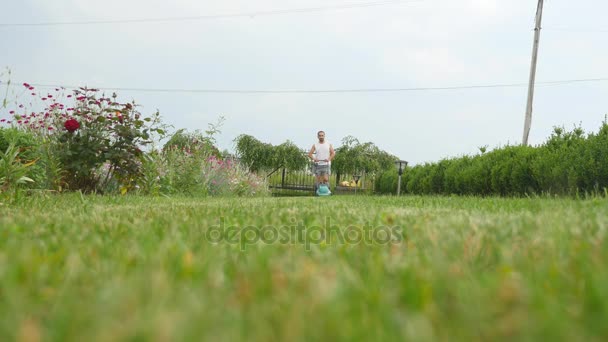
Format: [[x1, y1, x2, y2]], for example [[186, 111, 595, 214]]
[[331, 136, 396, 175]]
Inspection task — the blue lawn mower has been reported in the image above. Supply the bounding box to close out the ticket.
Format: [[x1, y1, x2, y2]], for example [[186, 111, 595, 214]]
[[315, 182, 332, 196]]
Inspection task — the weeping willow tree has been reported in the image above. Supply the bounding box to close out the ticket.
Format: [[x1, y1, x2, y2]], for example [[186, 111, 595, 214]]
[[235, 134, 395, 177], [234, 135, 308, 173], [331, 136, 396, 175]]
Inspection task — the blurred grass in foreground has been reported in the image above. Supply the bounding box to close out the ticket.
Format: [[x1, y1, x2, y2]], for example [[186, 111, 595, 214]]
[[1, 194, 607, 341]]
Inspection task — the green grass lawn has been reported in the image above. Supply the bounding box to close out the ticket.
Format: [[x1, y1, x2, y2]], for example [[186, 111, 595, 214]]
[[1, 195, 608, 341]]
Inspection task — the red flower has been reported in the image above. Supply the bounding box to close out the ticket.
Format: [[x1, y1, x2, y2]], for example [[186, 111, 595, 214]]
[[64, 119, 80, 132]]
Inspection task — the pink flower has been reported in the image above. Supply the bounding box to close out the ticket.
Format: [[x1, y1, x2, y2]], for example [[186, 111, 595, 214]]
[[48, 127, 54, 131], [67, 95, 73, 98], [19, 104, 24, 108], [9, 110, 14, 114], [23, 83, 30, 88], [31, 93, 36, 96], [0, 119, 5, 123], [42, 98, 47, 101]]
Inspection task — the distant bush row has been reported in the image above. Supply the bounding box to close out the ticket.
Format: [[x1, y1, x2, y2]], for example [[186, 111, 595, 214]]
[[376, 122, 608, 196]]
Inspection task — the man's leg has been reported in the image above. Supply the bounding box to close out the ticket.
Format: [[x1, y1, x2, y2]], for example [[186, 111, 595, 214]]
[[324, 165, 331, 185]]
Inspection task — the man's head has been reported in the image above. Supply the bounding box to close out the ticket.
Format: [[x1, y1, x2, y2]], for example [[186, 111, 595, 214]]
[[317, 130, 325, 143]]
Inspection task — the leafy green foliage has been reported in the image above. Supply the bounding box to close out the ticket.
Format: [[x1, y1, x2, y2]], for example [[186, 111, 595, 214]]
[[0, 142, 36, 200], [234, 135, 308, 172], [138, 124, 269, 197], [0, 127, 39, 163], [393, 121, 608, 196], [332, 136, 396, 175], [0, 128, 40, 197], [163, 117, 224, 158]]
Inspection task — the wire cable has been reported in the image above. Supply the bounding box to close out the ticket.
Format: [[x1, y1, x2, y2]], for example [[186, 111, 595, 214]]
[[9, 77, 607, 95], [0, 0, 425, 27], [544, 27, 608, 33]]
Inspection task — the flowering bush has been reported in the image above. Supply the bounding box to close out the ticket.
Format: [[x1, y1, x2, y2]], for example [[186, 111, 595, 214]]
[[2, 84, 166, 192], [1, 82, 267, 197], [139, 146, 268, 197], [203, 155, 268, 196]]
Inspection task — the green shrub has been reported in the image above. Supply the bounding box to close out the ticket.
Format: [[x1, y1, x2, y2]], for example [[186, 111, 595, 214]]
[[375, 168, 400, 194], [402, 122, 608, 197]]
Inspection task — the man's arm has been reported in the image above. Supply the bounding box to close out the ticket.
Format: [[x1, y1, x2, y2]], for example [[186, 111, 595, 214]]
[[329, 144, 335, 162], [308, 145, 317, 162]]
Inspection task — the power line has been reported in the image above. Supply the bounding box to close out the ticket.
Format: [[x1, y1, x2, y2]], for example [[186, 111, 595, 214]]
[[545, 27, 608, 33], [0, 0, 425, 28], [9, 77, 608, 95]]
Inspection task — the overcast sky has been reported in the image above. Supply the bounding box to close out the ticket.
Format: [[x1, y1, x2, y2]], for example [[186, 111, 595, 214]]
[[1, 0, 607, 164]]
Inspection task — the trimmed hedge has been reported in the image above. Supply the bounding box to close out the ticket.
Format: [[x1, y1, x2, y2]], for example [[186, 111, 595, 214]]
[[375, 122, 608, 196]]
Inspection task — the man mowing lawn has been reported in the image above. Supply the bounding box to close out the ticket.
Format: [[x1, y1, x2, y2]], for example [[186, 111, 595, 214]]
[[308, 130, 335, 195]]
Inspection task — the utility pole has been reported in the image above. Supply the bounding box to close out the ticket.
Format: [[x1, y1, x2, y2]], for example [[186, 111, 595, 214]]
[[522, 0, 545, 146]]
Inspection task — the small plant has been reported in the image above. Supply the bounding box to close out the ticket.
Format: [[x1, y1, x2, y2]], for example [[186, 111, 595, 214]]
[[1, 67, 11, 110], [0, 143, 36, 200]]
